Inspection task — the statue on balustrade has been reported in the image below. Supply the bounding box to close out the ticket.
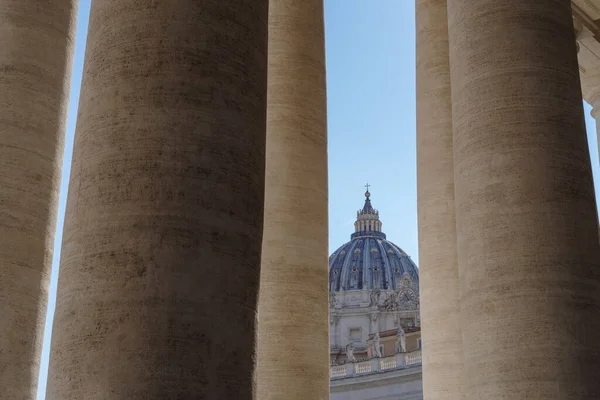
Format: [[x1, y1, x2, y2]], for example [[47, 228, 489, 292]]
[[372, 332, 382, 358], [345, 342, 356, 363], [395, 327, 406, 353]]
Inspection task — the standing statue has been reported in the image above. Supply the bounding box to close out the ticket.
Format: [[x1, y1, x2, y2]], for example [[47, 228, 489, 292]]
[[329, 291, 336, 307], [346, 342, 356, 363], [395, 327, 406, 353], [372, 332, 382, 358], [369, 289, 381, 306]]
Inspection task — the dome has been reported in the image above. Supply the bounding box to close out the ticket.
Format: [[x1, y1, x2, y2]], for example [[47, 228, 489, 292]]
[[329, 189, 419, 292]]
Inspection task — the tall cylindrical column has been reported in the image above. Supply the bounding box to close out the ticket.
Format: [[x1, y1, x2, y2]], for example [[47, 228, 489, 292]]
[[448, 0, 600, 398], [591, 97, 600, 168], [587, 95, 600, 239], [46, 1, 268, 399], [256, 1, 329, 399], [415, 1, 464, 399], [0, 2, 77, 398]]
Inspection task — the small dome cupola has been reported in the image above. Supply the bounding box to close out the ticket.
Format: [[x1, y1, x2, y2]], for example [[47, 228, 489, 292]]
[[353, 184, 385, 239]]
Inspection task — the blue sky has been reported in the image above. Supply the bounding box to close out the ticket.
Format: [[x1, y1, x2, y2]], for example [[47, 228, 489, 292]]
[[36, 1, 600, 398]]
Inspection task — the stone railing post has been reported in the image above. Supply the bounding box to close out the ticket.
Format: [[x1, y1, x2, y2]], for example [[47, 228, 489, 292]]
[[371, 357, 380, 373], [346, 362, 355, 377], [397, 352, 406, 368]]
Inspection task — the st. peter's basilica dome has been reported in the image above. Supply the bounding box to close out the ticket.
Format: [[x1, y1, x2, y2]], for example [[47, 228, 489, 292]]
[[328, 189, 421, 370], [328, 190, 419, 293]]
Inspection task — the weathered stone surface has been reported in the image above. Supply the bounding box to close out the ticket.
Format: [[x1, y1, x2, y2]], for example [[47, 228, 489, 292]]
[[415, 1, 464, 399], [0, 1, 76, 398], [448, 0, 600, 398], [256, 1, 329, 399], [46, 1, 268, 399]]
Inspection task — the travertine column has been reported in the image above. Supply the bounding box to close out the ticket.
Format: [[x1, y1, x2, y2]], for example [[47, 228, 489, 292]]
[[448, 0, 600, 398], [256, 1, 329, 399], [46, 1, 268, 399], [415, 1, 464, 399], [591, 97, 600, 168], [586, 98, 600, 240], [0, 2, 77, 399]]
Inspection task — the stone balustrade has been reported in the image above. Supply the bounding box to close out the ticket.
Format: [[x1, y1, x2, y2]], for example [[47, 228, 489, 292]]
[[330, 350, 422, 380]]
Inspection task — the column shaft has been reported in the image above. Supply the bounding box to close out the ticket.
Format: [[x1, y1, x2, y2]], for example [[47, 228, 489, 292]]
[[590, 102, 600, 240], [592, 101, 600, 169], [0, 2, 77, 398], [448, 0, 600, 398], [415, 1, 464, 399], [46, 1, 268, 399], [256, 0, 329, 399]]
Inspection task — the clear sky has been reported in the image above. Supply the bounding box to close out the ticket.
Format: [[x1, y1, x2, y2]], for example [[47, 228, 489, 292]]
[[36, 1, 600, 398]]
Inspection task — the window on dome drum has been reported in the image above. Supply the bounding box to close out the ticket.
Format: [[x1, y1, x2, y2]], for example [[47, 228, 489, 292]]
[[417, 339, 422, 349], [349, 328, 361, 343]]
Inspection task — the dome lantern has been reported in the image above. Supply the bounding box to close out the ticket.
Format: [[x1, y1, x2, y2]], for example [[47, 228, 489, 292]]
[[353, 184, 384, 239]]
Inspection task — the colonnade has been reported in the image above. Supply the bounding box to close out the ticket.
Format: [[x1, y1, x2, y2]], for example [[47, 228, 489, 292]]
[[417, 0, 600, 399], [1, 0, 328, 399], [2, 0, 600, 399]]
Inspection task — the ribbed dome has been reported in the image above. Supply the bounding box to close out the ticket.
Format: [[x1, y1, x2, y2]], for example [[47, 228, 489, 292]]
[[329, 190, 419, 292]]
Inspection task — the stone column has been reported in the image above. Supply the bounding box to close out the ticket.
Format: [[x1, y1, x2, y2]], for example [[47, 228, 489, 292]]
[[0, 2, 77, 399], [447, 0, 600, 398], [590, 97, 600, 168], [256, 1, 329, 399], [415, 1, 464, 399], [46, 1, 268, 399]]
